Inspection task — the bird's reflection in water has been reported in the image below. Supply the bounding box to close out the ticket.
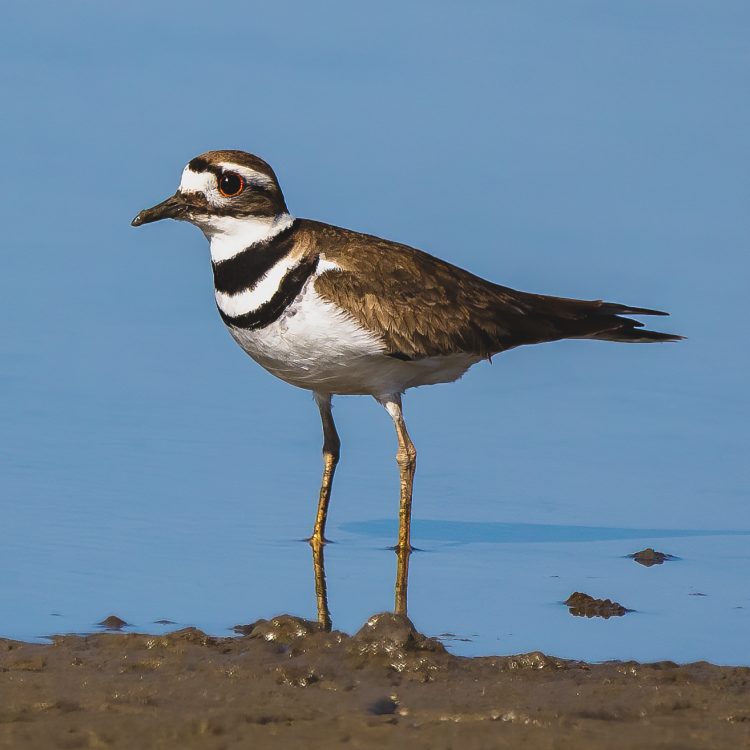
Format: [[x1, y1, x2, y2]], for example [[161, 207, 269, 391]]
[[309, 539, 332, 631], [309, 541, 412, 630], [394, 544, 410, 616]]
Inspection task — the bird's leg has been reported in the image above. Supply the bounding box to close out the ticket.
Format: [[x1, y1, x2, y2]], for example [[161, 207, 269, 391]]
[[310, 393, 340, 546], [378, 395, 416, 615], [379, 395, 417, 555], [310, 534, 332, 631]]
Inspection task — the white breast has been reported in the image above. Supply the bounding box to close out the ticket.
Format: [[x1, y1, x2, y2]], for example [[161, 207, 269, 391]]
[[226, 278, 384, 393], [225, 274, 481, 397]]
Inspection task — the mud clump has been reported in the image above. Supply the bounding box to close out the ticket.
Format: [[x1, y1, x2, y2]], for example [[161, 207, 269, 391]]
[[232, 615, 348, 657], [346, 612, 447, 677], [2, 611, 749, 749], [351, 612, 446, 655], [233, 614, 322, 641], [629, 548, 678, 566], [96, 615, 129, 630], [565, 592, 631, 618]]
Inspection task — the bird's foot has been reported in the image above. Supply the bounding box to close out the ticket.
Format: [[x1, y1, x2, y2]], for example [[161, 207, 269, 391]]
[[304, 534, 334, 547], [388, 543, 420, 554]]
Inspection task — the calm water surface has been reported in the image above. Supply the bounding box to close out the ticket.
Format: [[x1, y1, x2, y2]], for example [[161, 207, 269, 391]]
[[2, 323, 748, 664], [1, 2, 748, 664]]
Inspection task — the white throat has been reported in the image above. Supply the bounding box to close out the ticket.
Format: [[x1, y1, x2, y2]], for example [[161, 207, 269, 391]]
[[202, 213, 295, 263]]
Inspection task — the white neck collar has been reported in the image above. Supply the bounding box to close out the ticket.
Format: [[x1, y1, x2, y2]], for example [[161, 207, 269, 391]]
[[202, 213, 295, 263]]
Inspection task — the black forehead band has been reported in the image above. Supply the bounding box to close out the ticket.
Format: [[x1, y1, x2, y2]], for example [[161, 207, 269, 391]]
[[187, 157, 223, 180]]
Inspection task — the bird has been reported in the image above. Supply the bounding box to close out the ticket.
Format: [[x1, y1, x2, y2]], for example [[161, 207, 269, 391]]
[[132, 149, 680, 564]]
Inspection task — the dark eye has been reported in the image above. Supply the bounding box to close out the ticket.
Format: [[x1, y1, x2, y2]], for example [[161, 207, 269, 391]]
[[218, 172, 244, 197]]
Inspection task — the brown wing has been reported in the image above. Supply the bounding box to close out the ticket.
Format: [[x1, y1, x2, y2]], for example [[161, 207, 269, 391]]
[[303, 220, 679, 360]]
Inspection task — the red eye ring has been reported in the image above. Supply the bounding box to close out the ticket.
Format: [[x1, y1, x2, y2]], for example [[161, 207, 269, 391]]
[[218, 172, 244, 197]]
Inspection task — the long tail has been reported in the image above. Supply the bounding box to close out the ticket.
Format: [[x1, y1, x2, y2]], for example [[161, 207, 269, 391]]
[[577, 301, 683, 343], [503, 291, 684, 348]]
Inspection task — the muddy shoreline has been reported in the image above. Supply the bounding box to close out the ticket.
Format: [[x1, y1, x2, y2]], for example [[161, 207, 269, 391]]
[[2, 613, 748, 749]]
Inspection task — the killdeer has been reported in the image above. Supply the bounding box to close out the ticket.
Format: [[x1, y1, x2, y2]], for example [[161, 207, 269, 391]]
[[132, 150, 680, 569]]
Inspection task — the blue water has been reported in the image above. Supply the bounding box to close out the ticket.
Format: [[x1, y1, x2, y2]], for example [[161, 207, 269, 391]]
[[1, 1, 749, 664]]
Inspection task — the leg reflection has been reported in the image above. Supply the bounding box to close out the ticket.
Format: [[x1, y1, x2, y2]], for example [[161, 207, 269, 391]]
[[310, 533, 412, 625], [310, 538, 332, 631], [394, 544, 411, 616]]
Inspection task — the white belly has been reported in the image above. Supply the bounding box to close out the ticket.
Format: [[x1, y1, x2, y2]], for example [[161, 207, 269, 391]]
[[224, 279, 480, 397]]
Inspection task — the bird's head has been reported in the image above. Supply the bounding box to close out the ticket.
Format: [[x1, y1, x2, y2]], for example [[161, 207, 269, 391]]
[[131, 150, 289, 240]]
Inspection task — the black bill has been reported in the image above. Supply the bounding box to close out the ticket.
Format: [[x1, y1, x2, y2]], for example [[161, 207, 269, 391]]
[[131, 192, 191, 227]]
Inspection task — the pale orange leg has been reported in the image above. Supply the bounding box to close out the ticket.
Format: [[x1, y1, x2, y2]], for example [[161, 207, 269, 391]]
[[378, 395, 417, 615], [309, 393, 340, 546]]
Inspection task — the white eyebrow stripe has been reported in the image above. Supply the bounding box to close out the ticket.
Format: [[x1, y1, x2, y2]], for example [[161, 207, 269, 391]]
[[179, 166, 214, 193], [178, 164, 276, 195], [217, 163, 276, 189]]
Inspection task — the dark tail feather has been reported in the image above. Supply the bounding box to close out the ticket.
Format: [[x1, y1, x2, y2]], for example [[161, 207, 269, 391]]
[[588, 325, 684, 343], [500, 291, 683, 349], [585, 300, 683, 343], [596, 302, 669, 317]]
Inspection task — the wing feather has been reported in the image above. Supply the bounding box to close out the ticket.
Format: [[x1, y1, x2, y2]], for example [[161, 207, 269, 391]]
[[301, 220, 679, 359]]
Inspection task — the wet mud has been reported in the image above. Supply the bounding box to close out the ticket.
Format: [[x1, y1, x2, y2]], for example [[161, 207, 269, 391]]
[[96, 616, 129, 631], [2, 613, 749, 749], [564, 592, 631, 618], [629, 548, 678, 566]]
